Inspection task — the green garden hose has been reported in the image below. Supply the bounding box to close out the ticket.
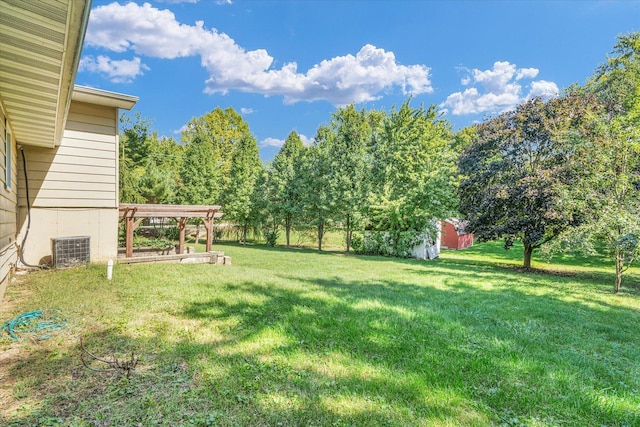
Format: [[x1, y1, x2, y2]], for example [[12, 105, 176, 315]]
[[1, 309, 67, 341]]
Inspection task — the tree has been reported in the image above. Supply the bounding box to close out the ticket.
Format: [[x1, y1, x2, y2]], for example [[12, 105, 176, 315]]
[[120, 112, 152, 165], [559, 31, 640, 292], [367, 102, 458, 255], [138, 134, 182, 204], [223, 134, 263, 245], [180, 107, 253, 204], [458, 96, 591, 268], [251, 168, 280, 246], [324, 105, 372, 252], [119, 114, 184, 204], [298, 137, 332, 251], [178, 135, 221, 205], [269, 131, 305, 247], [119, 113, 151, 203]]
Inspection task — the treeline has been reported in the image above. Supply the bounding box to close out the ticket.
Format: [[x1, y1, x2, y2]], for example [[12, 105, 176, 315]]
[[120, 102, 461, 256], [120, 31, 640, 292]]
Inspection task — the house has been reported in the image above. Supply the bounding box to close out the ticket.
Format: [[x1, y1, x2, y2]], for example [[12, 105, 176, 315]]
[[440, 218, 474, 250], [0, 1, 137, 302]]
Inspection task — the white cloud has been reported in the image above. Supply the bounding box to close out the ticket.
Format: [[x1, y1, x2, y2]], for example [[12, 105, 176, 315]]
[[442, 61, 559, 116], [84, 2, 431, 104], [79, 55, 148, 83], [240, 107, 255, 115], [259, 137, 285, 148], [259, 133, 313, 148], [516, 67, 539, 80], [528, 80, 560, 98], [299, 134, 314, 146], [173, 124, 189, 134]]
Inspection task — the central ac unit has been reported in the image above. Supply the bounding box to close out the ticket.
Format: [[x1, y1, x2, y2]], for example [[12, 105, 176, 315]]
[[51, 236, 90, 268]]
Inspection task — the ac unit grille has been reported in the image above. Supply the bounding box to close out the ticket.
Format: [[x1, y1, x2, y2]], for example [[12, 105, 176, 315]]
[[51, 236, 90, 268]]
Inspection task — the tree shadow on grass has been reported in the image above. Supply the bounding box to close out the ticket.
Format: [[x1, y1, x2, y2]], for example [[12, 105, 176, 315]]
[[3, 261, 639, 426], [179, 276, 639, 426]]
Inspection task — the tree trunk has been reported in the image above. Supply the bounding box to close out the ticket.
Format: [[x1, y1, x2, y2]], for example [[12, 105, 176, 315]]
[[614, 250, 623, 293], [523, 243, 533, 269], [241, 224, 247, 246], [317, 222, 324, 251], [345, 215, 351, 253], [285, 217, 291, 248]]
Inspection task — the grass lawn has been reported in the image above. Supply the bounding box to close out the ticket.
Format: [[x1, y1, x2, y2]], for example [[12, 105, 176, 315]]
[[0, 241, 638, 426]]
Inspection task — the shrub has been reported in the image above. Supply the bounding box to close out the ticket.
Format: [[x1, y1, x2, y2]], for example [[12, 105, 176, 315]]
[[351, 232, 364, 253], [264, 228, 279, 247]]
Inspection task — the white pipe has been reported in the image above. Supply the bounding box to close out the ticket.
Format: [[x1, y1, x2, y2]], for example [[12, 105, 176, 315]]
[[107, 259, 114, 280]]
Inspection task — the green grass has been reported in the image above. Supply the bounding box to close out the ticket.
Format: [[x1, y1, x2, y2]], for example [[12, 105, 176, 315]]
[[0, 242, 638, 426]]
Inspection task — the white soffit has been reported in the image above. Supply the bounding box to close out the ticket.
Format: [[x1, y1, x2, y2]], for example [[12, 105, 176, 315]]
[[0, 0, 91, 148]]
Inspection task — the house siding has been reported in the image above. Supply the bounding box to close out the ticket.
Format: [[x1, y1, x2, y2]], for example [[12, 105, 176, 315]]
[[18, 101, 118, 208], [0, 106, 19, 302], [17, 100, 119, 265]]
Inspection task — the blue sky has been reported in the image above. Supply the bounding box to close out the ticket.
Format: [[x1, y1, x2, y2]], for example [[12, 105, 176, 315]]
[[77, 0, 639, 161]]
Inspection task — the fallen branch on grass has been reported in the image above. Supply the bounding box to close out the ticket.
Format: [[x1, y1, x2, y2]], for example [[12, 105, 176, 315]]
[[80, 336, 138, 378]]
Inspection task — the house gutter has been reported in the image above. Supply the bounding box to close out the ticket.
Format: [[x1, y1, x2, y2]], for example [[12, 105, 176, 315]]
[[55, 0, 93, 147]]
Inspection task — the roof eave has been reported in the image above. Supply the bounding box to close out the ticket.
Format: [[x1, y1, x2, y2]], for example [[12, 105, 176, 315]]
[[53, 0, 93, 147], [72, 85, 139, 110]]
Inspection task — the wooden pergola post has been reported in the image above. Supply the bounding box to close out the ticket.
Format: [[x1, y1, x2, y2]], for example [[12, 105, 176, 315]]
[[177, 217, 189, 254], [203, 215, 214, 253], [122, 207, 143, 258], [125, 216, 134, 258]]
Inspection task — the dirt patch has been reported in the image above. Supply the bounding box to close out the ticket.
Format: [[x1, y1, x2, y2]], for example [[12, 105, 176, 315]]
[[0, 344, 32, 420]]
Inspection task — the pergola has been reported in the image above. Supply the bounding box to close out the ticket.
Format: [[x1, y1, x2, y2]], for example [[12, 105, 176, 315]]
[[119, 204, 223, 258]]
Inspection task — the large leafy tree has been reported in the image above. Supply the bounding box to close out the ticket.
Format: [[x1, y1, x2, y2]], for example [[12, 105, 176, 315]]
[[324, 105, 373, 252], [178, 135, 221, 205], [251, 168, 279, 245], [458, 95, 592, 269], [367, 102, 458, 254], [268, 131, 305, 247], [298, 135, 332, 251], [179, 107, 252, 204], [119, 114, 181, 204], [568, 31, 640, 292], [119, 113, 149, 203], [138, 134, 182, 204]]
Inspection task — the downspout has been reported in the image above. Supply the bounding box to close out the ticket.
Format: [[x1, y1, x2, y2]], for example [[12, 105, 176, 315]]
[[18, 147, 45, 268]]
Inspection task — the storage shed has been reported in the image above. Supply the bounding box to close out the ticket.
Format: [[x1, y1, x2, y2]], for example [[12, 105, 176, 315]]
[[440, 218, 474, 250]]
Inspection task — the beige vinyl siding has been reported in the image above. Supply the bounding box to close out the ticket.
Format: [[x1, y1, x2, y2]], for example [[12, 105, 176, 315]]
[[1, 107, 18, 247], [1, 105, 19, 300], [18, 101, 118, 209]]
